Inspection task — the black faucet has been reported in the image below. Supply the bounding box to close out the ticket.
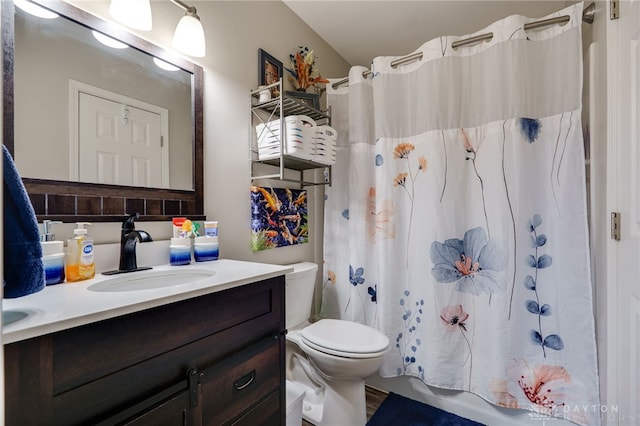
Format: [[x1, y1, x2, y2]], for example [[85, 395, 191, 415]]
[[104, 213, 153, 275]]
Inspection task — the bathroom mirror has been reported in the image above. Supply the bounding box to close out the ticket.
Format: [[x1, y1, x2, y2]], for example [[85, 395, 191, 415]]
[[2, 0, 204, 221]]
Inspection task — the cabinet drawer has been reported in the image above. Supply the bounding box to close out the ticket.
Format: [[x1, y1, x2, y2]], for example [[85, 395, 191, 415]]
[[201, 337, 281, 426]]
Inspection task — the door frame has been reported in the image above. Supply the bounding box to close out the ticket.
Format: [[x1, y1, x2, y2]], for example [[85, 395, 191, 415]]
[[68, 79, 169, 187], [605, 11, 620, 420]]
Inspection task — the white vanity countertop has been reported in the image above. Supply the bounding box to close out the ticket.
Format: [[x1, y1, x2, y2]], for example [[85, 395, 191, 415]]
[[2, 259, 293, 345]]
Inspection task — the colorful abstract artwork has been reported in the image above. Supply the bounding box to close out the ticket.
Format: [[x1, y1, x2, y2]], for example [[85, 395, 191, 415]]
[[251, 186, 308, 251]]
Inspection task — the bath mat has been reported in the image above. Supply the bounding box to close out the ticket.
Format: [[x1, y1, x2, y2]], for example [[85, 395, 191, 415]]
[[367, 392, 485, 426]]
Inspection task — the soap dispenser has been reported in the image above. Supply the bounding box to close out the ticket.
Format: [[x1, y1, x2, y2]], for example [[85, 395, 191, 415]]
[[65, 222, 95, 282], [40, 220, 65, 285]]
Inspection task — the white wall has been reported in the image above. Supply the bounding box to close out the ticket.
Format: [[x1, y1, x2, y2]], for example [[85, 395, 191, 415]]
[[60, 0, 351, 280]]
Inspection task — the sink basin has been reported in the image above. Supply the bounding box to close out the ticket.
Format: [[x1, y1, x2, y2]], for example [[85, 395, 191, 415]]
[[88, 269, 215, 292], [3, 310, 29, 326]]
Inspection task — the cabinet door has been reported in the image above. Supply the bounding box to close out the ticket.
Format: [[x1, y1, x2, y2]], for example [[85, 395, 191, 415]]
[[229, 390, 280, 426], [200, 337, 282, 426], [96, 385, 200, 426], [123, 390, 193, 426]]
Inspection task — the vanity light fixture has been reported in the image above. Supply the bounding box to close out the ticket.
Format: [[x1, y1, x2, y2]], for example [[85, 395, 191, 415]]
[[170, 0, 206, 58], [153, 57, 180, 72], [92, 31, 128, 49], [13, 0, 58, 19], [109, 0, 152, 32]]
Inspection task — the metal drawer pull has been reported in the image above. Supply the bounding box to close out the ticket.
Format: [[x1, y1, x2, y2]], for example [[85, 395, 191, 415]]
[[234, 370, 256, 391]]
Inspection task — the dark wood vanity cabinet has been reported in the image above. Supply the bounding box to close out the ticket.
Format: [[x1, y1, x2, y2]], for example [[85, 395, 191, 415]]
[[4, 276, 286, 426]]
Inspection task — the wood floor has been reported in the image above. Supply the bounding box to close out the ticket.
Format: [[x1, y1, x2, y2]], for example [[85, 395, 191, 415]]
[[301, 385, 388, 426]]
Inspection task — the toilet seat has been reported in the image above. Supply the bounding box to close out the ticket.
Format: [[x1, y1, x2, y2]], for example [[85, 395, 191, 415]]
[[300, 319, 389, 359]]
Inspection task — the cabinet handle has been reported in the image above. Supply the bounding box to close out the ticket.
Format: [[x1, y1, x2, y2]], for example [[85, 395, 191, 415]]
[[233, 370, 256, 392]]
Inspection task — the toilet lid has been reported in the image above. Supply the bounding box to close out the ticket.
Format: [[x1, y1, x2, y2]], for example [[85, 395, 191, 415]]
[[300, 319, 389, 356]]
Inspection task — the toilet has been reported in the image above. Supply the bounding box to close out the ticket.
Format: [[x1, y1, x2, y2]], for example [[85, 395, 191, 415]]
[[285, 262, 389, 426]]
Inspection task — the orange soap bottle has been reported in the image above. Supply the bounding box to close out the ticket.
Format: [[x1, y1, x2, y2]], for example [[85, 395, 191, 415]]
[[65, 222, 95, 282]]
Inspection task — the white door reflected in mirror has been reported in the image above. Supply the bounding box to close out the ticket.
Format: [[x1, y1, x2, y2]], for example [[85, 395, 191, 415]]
[[78, 93, 166, 188], [13, 6, 193, 191]]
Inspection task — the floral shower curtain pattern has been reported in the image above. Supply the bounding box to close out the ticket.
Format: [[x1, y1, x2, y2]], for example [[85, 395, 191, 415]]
[[322, 3, 599, 425]]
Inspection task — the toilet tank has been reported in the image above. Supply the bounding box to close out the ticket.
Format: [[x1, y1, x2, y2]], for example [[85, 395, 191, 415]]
[[285, 262, 318, 330]]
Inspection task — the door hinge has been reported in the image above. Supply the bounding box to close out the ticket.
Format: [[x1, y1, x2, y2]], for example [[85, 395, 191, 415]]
[[161, 135, 164, 147], [121, 104, 130, 125], [611, 212, 621, 240], [611, 0, 619, 20], [187, 368, 203, 408]]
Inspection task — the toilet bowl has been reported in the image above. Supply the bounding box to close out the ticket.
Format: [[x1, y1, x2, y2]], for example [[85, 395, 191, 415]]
[[285, 262, 389, 426]]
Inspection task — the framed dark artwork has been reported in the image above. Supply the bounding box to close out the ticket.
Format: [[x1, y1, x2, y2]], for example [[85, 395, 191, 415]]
[[259, 48, 283, 97], [286, 91, 320, 110]]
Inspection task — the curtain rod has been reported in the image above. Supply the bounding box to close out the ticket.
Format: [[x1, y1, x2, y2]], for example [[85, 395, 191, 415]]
[[332, 2, 595, 89]]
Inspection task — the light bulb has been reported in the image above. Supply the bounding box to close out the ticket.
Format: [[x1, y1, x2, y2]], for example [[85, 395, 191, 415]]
[[92, 31, 128, 49], [109, 0, 152, 31], [153, 58, 180, 72], [14, 0, 58, 19], [173, 13, 206, 58]]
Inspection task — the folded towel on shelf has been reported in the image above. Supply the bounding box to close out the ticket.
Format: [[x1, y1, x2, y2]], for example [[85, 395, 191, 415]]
[[3, 144, 45, 298]]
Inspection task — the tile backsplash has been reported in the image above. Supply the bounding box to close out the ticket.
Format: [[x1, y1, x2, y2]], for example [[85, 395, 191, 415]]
[[28, 193, 194, 217]]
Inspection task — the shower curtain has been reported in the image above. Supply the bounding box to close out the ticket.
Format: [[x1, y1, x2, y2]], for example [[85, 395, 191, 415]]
[[322, 3, 599, 425]]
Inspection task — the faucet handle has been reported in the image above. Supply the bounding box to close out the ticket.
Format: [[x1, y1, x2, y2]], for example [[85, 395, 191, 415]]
[[122, 213, 140, 231]]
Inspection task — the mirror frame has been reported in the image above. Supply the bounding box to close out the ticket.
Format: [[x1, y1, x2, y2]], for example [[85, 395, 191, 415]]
[[2, 0, 204, 222]]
